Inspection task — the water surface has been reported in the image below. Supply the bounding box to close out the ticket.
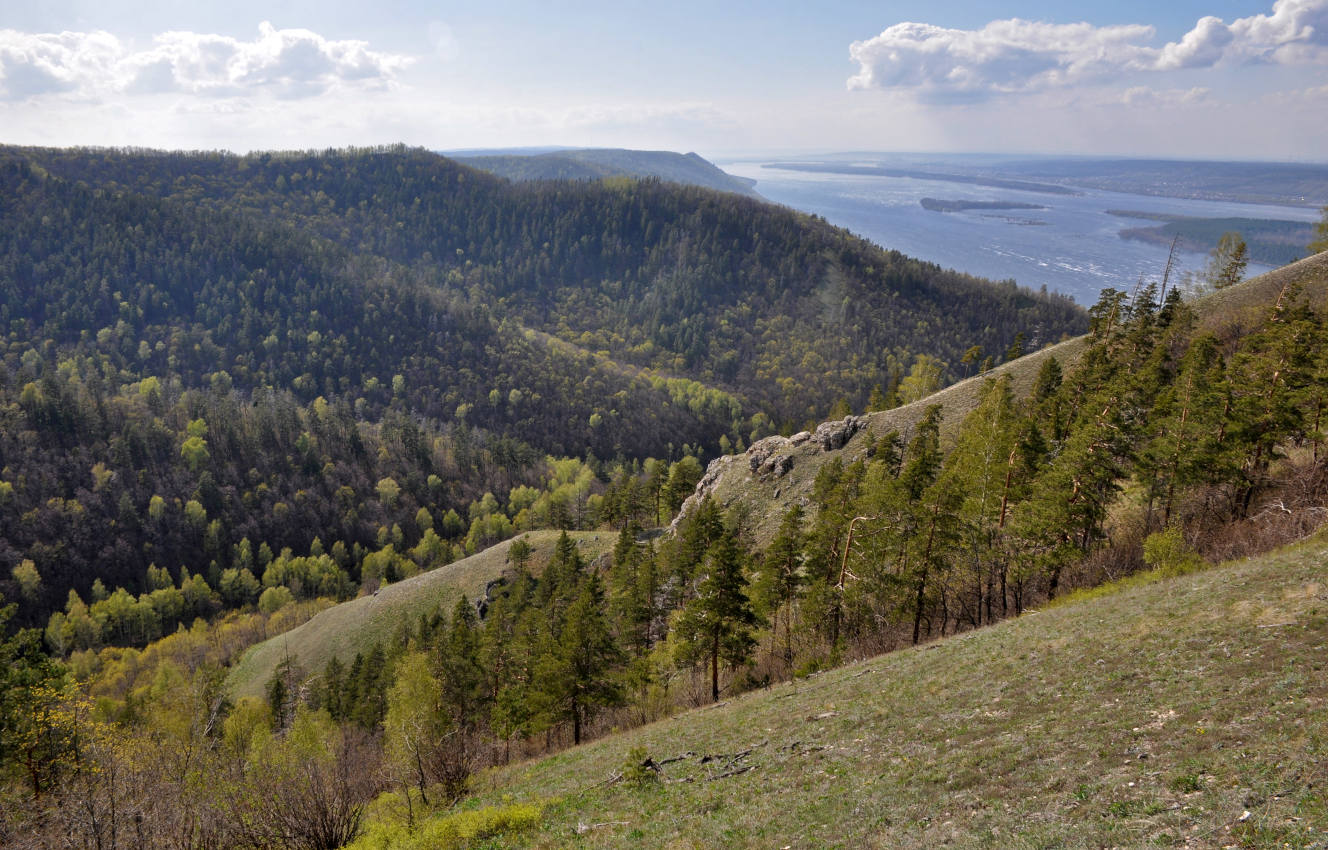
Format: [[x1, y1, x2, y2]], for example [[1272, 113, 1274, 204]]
[[721, 159, 1320, 304]]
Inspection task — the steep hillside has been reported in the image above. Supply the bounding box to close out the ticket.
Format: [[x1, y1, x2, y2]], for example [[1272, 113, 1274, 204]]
[[227, 530, 618, 699], [685, 251, 1328, 544], [0, 157, 713, 626], [7, 145, 1086, 426], [455, 148, 761, 198], [455, 531, 1328, 849]]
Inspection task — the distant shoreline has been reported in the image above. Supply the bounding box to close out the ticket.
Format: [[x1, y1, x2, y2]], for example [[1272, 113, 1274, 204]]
[[921, 198, 1047, 213], [764, 162, 1079, 196], [1108, 209, 1314, 266]]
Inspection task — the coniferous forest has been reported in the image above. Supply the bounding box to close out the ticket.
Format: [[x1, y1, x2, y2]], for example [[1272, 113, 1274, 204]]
[[3, 143, 1326, 850]]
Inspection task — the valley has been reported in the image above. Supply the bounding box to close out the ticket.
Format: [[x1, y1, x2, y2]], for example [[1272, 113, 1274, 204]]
[[1, 144, 1326, 850], [6, 2, 1328, 847]]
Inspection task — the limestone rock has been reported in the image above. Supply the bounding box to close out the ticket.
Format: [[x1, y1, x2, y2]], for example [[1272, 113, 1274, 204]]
[[670, 454, 738, 532], [757, 453, 794, 478], [746, 434, 790, 473], [815, 415, 863, 452]]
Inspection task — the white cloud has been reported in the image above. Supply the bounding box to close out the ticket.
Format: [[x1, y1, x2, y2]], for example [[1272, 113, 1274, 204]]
[[0, 22, 411, 101], [849, 0, 1328, 99], [1118, 86, 1212, 107], [1154, 16, 1234, 70], [848, 19, 1156, 98], [1229, 0, 1328, 63]]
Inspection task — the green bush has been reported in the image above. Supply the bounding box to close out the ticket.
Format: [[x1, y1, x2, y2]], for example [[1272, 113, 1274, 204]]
[[346, 801, 544, 850], [621, 746, 659, 786], [1142, 527, 1206, 577]]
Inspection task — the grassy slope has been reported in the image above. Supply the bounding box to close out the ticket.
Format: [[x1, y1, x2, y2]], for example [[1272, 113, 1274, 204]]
[[708, 251, 1328, 544], [468, 531, 1328, 849], [226, 531, 618, 699]]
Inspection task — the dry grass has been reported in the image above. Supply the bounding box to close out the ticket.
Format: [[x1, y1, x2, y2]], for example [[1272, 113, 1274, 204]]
[[225, 531, 618, 698], [460, 529, 1328, 849]]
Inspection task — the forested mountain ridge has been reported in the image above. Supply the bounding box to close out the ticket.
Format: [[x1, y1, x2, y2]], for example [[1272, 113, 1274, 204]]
[[0, 144, 1082, 636], [0, 156, 730, 458], [0, 156, 732, 629], [453, 147, 762, 198], [6, 144, 1085, 426]]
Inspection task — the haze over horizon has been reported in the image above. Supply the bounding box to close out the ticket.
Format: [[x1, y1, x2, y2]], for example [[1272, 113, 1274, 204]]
[[2, 0, 1327, 161]]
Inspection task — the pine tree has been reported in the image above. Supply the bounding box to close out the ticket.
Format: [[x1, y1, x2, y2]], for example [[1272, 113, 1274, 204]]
[[937, 376, 1019, 627], [801, 457, 866, 650], [607, 521, 657, 653], [899, 405, 944, 501], [1223, 292, 1317, 514], [534, 573, 622, 744], [536, 531, 585, 613], [675, 529, 760, 702], [754, 505, 806, 663], [437, 598, 486, 730], [485, 595, 539, 761], [1011, 394, 1129, 603], [1206, 232, 1249, 290], [905, 477, 963, 643], [1138, 333, 1229, 525], [320, 656, 348, 721]]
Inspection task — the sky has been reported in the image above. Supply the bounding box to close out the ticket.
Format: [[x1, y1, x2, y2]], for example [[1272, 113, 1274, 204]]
[[1, 0, 1326, 159]]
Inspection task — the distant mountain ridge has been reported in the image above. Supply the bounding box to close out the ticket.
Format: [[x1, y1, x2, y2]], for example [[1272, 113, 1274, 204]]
[[454, 147, 762, 198]]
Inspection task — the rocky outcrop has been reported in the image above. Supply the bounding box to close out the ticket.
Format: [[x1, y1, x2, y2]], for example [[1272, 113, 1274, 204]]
[[670, 454, 740, 532], [670, 417, 860, 531], [747, 434, 798, 479], [762, 454, 794, 478], [815, 415, 864, 451], [747, 434, 790, 472], [475, 575, 508, 619]]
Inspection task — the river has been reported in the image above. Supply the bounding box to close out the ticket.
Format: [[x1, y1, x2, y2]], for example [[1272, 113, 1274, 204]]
[[719, 158, 1321, 305]]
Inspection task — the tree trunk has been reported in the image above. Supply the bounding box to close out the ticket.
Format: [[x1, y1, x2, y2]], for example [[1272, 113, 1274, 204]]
[[711, 631, 720, 703], [911, 568, 928, 646], [913, 504, 940, 645]]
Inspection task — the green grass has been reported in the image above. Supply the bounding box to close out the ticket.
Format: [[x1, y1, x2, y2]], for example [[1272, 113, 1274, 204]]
[[225, 531, 618, 698], [456, 529, 1328, 848]]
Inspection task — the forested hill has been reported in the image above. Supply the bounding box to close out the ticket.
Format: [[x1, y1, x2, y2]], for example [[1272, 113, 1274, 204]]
[[453, 148, 762, 198], [0, 156, 737, 628], [0, 157, 725, 460], [7, 144, 1086, 427], [0, 144, 1083, 630]]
